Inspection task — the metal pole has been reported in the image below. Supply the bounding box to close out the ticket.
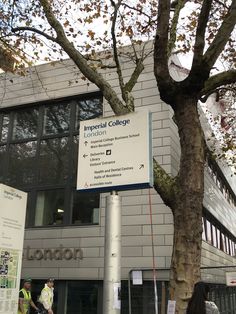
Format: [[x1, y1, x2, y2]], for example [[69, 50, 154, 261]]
[[103, 191, 121, 314]]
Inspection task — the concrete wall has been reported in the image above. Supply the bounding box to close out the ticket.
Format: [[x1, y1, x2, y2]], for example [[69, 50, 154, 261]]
[[0, 53, 235, 284]]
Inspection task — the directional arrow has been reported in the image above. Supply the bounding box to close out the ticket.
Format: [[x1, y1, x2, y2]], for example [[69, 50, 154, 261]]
[[84, 141, 88, 146], [139, 164, 144, 169], [83, 154, 88, 158]]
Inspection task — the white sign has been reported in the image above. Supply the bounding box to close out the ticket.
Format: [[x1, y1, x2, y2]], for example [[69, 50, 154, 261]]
[[167, 300, 176, 314], [226, 272, 236, 286], [113, 282, 121, 310], [0, 184, 27, 314], [77, 111, 153, 191], [132, 270, 143, 285]]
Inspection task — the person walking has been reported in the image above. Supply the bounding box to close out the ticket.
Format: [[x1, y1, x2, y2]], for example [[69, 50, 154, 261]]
[[38, 278, 54, 314], [186, 281, 220, 314], [18, 278, 39, 314]]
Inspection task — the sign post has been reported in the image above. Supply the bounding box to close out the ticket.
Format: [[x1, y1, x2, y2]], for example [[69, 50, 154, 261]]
[[77, 111, 153, 313], [0, 184, 27, 314], [103, 191, 121, 314], [77, 111, 153, 192]]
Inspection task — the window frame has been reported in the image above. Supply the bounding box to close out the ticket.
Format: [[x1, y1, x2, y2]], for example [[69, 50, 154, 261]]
[[0, 93, 103, 228]]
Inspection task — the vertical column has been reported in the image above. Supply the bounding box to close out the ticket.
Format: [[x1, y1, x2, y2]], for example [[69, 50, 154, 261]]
[[103, 191, 121, 314]]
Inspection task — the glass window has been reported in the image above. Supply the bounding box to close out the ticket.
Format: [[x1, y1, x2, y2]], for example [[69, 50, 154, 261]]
[[0, 94, 103, 228], [66, 281, 99, 314], [231, 242, 235, 256], [76, 97, 103, 131], [35, 189, 64, 226], [43, 103, 70, 135], [229, 240, 233, 256], [72, 191, 100, 224], [8, 141, 37, 185], [212, 225, 217, 248], [13, 108, 38, 139], [225, 236, 229, 254], [221, 234, 226, 252], [39, 137, 69, 184], [216, 229, 221, 250], [0, 114, 10, 142], [206, 220, 212, 244], [202, 218, 206, 241]]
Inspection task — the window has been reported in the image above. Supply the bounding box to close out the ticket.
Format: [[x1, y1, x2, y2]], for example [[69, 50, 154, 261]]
[[206, 158, 236, 207], [202, 211, 236, 257], [206, 220, 212, 244], [39, 138, 69, 184], [216, 228, 221, 250], [44, 104, 70, 135], [8, 141, 37, 185], [66, 281, 99, 314], [72, 192, 100, 224], [13, 108, 38, 139], [35, 189, 65, 226], [0, 94, 103, 227], [212, 225, 217, 248], [221, 234, 226, 253], [202, 218, 206, 241]]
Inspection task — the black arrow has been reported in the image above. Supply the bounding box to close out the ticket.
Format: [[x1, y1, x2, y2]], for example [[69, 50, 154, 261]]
[[83, 154, 88, 158], [84, 141, 88, 146], [139, 164, 144, 169]]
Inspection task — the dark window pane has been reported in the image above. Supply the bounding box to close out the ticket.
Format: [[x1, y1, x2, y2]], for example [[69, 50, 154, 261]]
[[8, 141, 37, 186], [43, 104, 70, 135], [72, 191, 100, 224], [39, 137, 69, 184], [0, 114, 10, 142], [221, 234, 226, 252], [67, 281, 99, 314], [0, 145, 6, 181], [35, 189, 64, 226], [76, 98, 103, 131], [13, 108, 38, 139]]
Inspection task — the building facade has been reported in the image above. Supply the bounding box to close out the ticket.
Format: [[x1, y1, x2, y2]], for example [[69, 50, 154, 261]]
[[0, 54, 236, 314]]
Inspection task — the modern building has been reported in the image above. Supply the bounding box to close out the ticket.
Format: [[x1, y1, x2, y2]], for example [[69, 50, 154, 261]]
[[0, 52, 236, 314]]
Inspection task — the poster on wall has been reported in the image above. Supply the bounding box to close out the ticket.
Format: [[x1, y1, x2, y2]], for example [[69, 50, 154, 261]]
[[0, 184, 27, 314]]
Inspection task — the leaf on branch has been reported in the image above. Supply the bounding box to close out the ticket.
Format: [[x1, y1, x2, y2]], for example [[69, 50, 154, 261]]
[[88, 30, 95, 40], [63, 20, 70, 27]]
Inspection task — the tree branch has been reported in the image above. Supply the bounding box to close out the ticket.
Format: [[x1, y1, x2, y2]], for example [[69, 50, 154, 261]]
[[203, 0, 236, 69], [12, 26, 57, 42], [154, 0, 176, 105], [110, 0, 127, 102], [168, 0, 187, 57], [191, 0, 213, 70], [124, 59, 144, 93], [39, 0, 129, 115], [153, 158, 177, 210], [200, 69, 236, 99]]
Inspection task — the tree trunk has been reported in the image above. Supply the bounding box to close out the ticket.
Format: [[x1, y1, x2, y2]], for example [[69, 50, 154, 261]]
[[169, 96, 205, 313]]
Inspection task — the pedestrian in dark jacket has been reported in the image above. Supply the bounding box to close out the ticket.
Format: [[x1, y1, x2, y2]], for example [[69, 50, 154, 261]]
[[186, 282, 220, 314]]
